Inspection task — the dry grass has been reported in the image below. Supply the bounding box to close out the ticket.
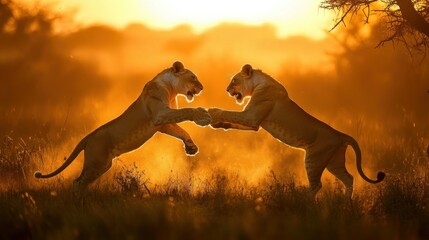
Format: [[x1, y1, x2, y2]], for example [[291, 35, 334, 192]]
[[1, 136, 429, 239]]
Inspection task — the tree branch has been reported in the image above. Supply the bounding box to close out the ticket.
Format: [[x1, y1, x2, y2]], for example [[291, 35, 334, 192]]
[[321, 0, 379, 32], [396, 0, 429, 38], [329, 4, 355, 31]]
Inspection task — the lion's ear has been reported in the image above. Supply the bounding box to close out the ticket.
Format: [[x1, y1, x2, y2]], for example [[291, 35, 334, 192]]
[[172, 61, 185, 73], [242, 64, 253, 77]]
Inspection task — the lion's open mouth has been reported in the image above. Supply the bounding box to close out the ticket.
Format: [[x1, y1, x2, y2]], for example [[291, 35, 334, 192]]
[[186, 88, 201, 101], [233, 92, 242, 101], [186, 91, 194, 101]]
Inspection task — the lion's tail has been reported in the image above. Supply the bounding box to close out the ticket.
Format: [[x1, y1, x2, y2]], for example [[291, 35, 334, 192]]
[[341, 133, 385, 184], [34, 137, 88, 179]]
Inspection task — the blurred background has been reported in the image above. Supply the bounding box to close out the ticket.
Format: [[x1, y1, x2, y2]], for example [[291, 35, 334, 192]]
[[0, 0, 428, 189]]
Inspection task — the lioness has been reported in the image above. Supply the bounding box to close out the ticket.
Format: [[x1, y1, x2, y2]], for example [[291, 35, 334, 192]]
[[35, 61, 211, 191], [209, 64, 384, 198]]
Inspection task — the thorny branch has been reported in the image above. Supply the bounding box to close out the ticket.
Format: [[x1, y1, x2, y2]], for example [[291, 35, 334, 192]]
[[320, 0, 429, 53]]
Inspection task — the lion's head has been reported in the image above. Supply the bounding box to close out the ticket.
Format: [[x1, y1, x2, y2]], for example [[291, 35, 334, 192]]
[[226, 64, 255, 105], [170, 61, 203, 102]]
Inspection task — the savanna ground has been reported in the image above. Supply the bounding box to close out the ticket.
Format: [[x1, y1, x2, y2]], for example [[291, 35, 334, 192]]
[[1, 135, 429, 239], [2, 1, 429, 239]]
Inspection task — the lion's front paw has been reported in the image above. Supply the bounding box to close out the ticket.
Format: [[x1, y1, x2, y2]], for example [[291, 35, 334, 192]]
[[193, 107, 211, 126], [211, 122, 231, 129], [208, 108, 222, 119], [208, 108, 226, 128], [185, 143, 198, 156]]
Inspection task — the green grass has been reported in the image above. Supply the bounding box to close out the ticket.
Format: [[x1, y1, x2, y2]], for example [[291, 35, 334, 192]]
[[1, 137, 429, 239]]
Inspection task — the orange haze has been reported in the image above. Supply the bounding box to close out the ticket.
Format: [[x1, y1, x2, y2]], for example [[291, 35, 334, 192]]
[[1, 2, 428, 190]]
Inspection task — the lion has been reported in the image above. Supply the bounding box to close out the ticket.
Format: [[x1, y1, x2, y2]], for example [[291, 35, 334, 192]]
[[35, 61, 211, 191], [208, 64, 385, 198]]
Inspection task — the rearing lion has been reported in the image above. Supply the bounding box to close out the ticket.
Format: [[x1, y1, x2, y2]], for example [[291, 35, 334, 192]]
[[35, 61, 211, 191], [209, 64, 384, 198]]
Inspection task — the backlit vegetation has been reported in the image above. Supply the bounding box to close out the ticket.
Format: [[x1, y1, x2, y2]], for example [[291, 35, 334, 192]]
[[1, 1, 428, 239]]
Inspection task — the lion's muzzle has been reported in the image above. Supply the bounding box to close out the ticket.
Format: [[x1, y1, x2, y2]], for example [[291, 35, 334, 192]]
[[227, 87, 242, 101], [186, 85, 203, 101]]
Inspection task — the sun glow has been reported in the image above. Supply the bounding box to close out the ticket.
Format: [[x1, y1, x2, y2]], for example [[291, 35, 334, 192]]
[[137, 0, 328, 38], [20, 0, 332, 39], [139, 0, 312, 31]]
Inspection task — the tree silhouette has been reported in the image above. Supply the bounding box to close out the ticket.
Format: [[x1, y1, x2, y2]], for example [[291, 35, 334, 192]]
[[321, 0, 429, 52], [0, 0, 110, 138]]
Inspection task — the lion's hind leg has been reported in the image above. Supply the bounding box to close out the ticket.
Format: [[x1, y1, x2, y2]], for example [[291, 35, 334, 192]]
[[304, 153, 327, 200], [305, 146, 340, 199], [73, 143, 113, 192], [326, 144, 354, 198]]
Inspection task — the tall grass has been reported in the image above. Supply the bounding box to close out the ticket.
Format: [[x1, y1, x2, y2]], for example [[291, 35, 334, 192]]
[[1, 136, 429, 239]]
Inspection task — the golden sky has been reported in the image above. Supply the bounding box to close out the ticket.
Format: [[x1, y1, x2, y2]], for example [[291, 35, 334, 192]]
[[21, 0, 334, 39]]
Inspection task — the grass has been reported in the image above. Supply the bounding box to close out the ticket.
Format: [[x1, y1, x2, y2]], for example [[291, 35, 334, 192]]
[[1, 136, 429, 239]]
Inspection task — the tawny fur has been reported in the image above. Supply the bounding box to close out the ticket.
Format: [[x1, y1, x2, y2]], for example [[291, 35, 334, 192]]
[[35, 61, 211, 191], [209, 64, 384, 199]]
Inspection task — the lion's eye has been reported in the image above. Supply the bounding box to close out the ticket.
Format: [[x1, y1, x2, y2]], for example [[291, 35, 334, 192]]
[[232, 78, 236, 84]]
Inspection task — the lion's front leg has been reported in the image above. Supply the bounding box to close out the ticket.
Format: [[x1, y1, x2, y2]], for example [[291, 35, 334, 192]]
[[208, 108, 259, 131], [153, 107, 211, 127], [159, 124, 199, 155], [211, 122, 258, 131]]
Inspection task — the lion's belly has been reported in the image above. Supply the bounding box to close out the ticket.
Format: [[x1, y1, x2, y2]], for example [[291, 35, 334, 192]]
[[262, 121, 313, 149], [110, 123, 158, 157]]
